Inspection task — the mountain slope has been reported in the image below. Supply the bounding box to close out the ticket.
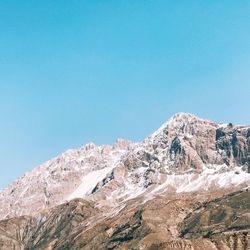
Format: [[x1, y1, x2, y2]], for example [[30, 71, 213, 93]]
[[0, 140, 133, 219], [0, 190, 250, 250]]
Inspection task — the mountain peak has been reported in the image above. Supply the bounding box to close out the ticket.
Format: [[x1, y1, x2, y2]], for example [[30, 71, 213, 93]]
[[167, 112, 214, 126], [170, 112, 201, 121], [148, 113, 214, 141]]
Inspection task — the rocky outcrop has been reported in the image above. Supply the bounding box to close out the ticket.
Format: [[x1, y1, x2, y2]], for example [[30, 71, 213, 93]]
[[216, 125, 250, 167]]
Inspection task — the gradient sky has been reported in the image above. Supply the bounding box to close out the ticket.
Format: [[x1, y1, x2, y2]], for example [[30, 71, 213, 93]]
[[1, 1, 250, 189]]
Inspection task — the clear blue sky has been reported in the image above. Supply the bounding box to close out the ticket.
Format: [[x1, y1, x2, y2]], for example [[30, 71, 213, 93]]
[[1, 1, 250, 189]]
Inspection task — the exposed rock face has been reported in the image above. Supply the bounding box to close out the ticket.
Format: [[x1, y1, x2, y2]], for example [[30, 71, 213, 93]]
[[216, 126, 250, 167], [0, 113, 250, 249]]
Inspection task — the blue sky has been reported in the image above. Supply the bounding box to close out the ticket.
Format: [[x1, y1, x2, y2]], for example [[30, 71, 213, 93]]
[[1, 1, 250, 188]]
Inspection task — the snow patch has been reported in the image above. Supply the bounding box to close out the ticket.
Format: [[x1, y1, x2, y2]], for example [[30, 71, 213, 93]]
[[67, 167, 114, 200], [156, 165, 250, 194]]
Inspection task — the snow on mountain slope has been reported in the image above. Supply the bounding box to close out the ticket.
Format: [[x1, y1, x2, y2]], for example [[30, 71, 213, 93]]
[[0, 139, 133, 219], [68, 166, 114, 200], [0, 113, 250, 220]]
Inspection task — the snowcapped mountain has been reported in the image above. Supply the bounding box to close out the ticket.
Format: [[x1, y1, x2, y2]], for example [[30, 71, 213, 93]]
[[1, 112, 250, 220], [0, 113, 250, 250]]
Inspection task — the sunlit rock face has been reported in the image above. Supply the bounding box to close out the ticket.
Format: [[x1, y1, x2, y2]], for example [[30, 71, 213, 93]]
[[0, 113, 250, 249]]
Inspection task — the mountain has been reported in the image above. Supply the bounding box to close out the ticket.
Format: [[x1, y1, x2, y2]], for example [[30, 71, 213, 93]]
[[0, 112, 250, 249]]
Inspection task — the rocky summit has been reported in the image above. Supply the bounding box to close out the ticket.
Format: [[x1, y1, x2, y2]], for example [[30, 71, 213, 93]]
[[0, 112, 250, 250]]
